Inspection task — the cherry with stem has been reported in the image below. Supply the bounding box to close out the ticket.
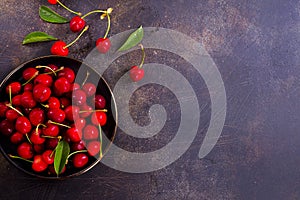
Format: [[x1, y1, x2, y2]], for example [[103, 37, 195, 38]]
[[51, 26, 89, 56], [129, 44, 146, 82]]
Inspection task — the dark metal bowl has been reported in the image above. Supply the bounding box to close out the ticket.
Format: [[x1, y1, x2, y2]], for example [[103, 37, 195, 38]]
[[0, 55, 117, 179]]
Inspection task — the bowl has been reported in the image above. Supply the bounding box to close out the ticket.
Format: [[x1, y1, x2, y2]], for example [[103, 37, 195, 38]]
[[0, 55, 117, 179]]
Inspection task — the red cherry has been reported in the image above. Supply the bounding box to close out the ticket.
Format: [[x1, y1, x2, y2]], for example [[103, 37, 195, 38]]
[[6, 82, 21, 95], [0, 119, 14, 136], [79, 104, 93, 118], [91, 112, 107, 126], [51, 41, 69, 56], [72, 153, 89, 168], [33, 84, 51, 103], [83, 125, 99, 140], [58, 67, 75, 83], [42, 150, 55, 165], [32, 155, 48, 172], [87, 141, 100, 157], [21, 91, 37, 108], [74, 118, 86, 130], [0, 102, 8, 117], [130, 66, 144, 82], [66, 127, 82, 143], [64, 105, 80, 121], [5, 108, 21, 121], [96, 38, 111, 54], [42, 122, 59, 137], [47, 97, 60, 109], [33, 144, 45, 154], [15, 116, 32, 135], [10, 132, 24, 144], [70, 16, 86, 32], [42, 123, 59, 137], [30, 129, 46, 145], [29, 108, 45, 126], [17, 142, 33, 159], [54, 77, 71, 96], [72, 83, 81, 91], [22, 67, 38, 81], [47, 0, 57, 5], [47, 108, 66, 123], [12, 95, 22, 106], [71, 140, 86, 151], [82, 83, 96, 97], [94, 95, 106, 109], [72, 89, 87, 106], [34, 74, 53, 87], [45, 138, 59, 149], [23, 83, 33, 92]]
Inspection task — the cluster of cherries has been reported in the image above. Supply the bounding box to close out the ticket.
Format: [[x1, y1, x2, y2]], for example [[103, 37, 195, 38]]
[[48, 0, 112, 56], [0, 64, 108, 174]]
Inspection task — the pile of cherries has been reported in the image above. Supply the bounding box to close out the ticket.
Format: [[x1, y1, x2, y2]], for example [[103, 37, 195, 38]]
[[0, 64, 108, 175]]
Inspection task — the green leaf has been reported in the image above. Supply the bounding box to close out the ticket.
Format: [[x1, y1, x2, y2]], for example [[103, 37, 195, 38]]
[[39, 5, 69, 23], [54, 140, 70, 175], [22, 31, 58, 45], [118, 26, 144, 51]]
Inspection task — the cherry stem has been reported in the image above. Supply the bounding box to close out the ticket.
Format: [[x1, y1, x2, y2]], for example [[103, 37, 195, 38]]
[[6, 104, 24, 116], [48, 120, 71, 129], [81, 71, 90, 86], [22, 71, 39, 86], [40, 103, 49, 109], [64, 26, 89, 49], [36, 123, 47, 134], [138, 44, 145, 69], [50, 149, 55, 158], [98, 125, 103, 158], [57, 0, 82, 16], [8, 86, 12, 104], [81, 9, 107, 19], [79, 109, 108, 113], [25, 134, 32, 144], [42, 135, 62, 140], [103, 13, 111, 39], [67, 150, 88, 159], [44, 66, 64, 75], [36, 66, 57, 76], [81, 8, 112, 39], [8, 154, 33, 163]]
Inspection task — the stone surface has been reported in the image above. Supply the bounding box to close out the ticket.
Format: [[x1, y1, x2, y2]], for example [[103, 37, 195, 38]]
[[0, 0, 300, 199]]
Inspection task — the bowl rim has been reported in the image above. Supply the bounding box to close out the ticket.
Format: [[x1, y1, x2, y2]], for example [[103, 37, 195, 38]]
[[0, 55, 118, 180]]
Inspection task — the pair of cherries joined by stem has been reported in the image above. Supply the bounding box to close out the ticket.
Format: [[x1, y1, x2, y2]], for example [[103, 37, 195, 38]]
[[48, 0, 112, 56], [69, 8, 112, 54]]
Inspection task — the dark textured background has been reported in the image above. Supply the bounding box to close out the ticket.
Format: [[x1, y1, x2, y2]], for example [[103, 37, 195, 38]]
[[1, 0, 300, 199]]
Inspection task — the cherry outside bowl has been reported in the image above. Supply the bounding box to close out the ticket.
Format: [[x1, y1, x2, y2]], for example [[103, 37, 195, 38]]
[[0, 55, 117, 179]]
